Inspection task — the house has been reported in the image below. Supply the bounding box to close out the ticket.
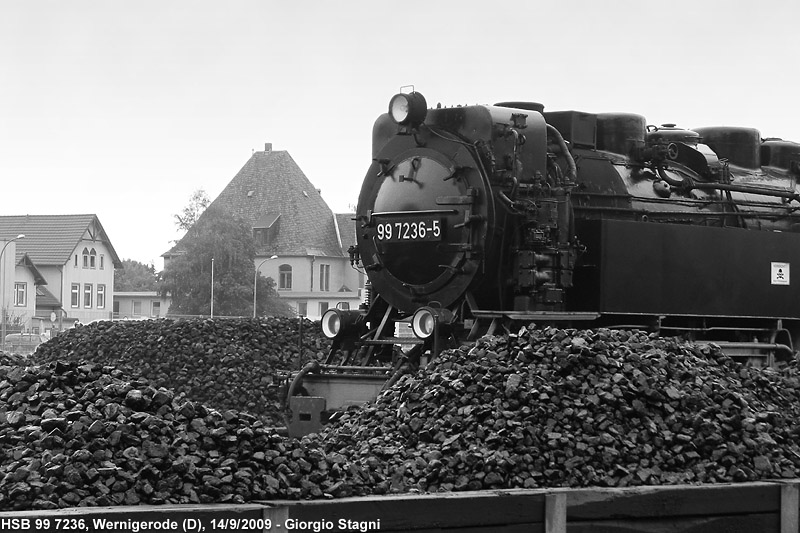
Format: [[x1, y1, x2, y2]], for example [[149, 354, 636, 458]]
[[164, 144, 363, 319], [113, 291, 170, 319], [0, 214, 123, 337]]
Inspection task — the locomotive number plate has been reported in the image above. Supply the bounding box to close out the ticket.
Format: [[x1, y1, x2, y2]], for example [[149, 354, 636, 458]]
[[376, 218, 442, 242]]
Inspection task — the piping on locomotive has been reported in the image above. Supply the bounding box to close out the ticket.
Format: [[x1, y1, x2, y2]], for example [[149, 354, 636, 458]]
[[286, 89, 800, 436]]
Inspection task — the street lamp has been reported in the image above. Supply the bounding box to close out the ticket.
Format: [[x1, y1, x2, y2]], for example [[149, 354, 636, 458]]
[[1, 234, 25, 351], [253, 255, 278, 318]]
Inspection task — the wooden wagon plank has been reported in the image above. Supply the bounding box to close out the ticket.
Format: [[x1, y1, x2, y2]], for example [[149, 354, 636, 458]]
[[567, 513, 780, 533], [272, 490, 546, 530], [0, 504, 270, 533], [545, 493, 566, 533], [563, 482, 781, 520], [782, 483, 800, 533], [387, 525, 541, 533]]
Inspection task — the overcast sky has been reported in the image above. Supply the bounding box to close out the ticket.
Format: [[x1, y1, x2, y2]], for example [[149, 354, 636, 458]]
[[2, 0, 799, 269]]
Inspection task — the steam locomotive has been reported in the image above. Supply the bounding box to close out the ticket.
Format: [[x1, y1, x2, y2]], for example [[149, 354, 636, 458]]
[[287, 89, 800, 435]]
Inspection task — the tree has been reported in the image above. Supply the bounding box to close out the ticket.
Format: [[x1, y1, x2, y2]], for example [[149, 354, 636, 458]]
[[160, 207, 292, 317], [174, 189, 210, 233], [114, 259, 158, 291], [255, 274, 289, 317]]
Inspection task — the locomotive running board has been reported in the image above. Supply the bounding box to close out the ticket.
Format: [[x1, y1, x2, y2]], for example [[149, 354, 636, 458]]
[[463, 292, 601, 323], [469, 310, 601, 321], [465, 309, 601, 340]]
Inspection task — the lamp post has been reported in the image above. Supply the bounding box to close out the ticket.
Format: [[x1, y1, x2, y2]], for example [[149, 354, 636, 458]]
[[1, 234, 25, 351], [253, 255, 278, 318]]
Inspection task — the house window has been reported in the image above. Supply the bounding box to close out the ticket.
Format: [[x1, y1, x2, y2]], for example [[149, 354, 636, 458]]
[[340, 302, 350, 311], [297, 301, 307, 317], [151, 301, 161, 317], [84, 284, 92, 308], [13, 283, 26, 307], [74, 255, 78, 267], [82, 248, 89, 268], [71, 284, 80, 308], [100, 255, 105, 269], [319, 264, 330, 292], [89, 249, 97, 269], [97, 284, 106, 309], [319, 302, 329, 315], [132, 301, 142, 316], [278, 264, 292, 290]]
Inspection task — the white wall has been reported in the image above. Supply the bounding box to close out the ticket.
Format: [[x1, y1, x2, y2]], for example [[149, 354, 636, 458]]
[[255, 254, 362, 319], [58, 240, 116, 323], [0, 240, 17, 330]]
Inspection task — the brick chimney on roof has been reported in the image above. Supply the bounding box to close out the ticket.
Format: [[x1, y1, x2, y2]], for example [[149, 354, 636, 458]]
[[265, 143, 272, 152]]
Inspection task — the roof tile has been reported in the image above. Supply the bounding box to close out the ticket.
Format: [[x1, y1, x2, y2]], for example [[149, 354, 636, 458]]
[[0, 214, 122, 267]]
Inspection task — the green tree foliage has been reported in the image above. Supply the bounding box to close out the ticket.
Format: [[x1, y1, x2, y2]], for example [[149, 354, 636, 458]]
[[114, 259, 158, 291], [174, 188, 210, 232], [160, 207, 293, 317]]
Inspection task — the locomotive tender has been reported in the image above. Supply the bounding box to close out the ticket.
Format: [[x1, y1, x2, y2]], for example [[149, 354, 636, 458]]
[[289, 89, 800, 434]]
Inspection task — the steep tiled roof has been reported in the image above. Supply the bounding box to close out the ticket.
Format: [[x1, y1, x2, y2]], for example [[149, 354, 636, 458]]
[[19, 253, 46, 285], [0, 214, 122, 267], [334, 213, 357, 252], [170, 150, 344, 258], [36, 286, 62, 309]]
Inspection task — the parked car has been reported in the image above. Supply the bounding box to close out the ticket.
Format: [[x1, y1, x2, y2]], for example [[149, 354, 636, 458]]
[[3, 332, 49, 355]]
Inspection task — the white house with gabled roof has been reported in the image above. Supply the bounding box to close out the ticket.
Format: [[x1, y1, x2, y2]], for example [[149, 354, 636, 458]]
[[0, 214, 123, 336]]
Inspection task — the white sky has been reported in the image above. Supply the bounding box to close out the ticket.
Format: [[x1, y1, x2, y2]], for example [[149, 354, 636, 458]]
[[2, 0, 799, 269]]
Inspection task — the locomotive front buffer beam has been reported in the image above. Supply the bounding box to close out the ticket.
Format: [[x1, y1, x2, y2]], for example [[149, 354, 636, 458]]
[[286, 363, 391, 438]]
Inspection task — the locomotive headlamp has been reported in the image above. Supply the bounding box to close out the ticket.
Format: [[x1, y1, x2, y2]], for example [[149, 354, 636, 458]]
[[320, 309, 360, 339], [411, 308, 436, 339], [321, 309, 341, 338], [411, 306, 453, 339], [389, 91, 427, 126]]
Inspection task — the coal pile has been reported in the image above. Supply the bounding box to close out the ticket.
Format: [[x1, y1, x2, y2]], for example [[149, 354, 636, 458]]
[[5, 324, 800, 510], [31, 317, 327, 424], [304, 326, 800, 494], [0, 351, 26, 367], [0, 360, 315, 510]]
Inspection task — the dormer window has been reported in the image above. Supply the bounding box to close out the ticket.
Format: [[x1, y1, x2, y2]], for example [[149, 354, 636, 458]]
[[252, 213, 281, 246], [82, 248, 90, 268], [89, 249, 97, 269]]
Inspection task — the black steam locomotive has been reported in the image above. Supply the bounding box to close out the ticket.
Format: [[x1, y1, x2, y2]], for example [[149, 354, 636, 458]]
[[288, 89, 800, 434]]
